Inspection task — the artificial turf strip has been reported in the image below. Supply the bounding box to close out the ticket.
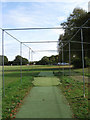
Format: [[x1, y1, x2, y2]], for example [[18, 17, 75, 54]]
[[32, 77, 61, 86], [16, 86, 73, 118], [38, 71, 54, 77], [15, 71, 73, 118]]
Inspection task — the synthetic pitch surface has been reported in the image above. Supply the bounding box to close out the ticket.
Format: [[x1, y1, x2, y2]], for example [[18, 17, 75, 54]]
[[16, 71, 73, 118]]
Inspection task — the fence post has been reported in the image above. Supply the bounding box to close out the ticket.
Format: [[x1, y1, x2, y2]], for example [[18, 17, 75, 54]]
[[69, 42, 71, 76], [62, 43, 64, 76], [81, 28, 85, 98], [2, 29, 5, 97], [20, 42, 22, 83], [31, 50, 33, 62], [28, 48, 30, 71]]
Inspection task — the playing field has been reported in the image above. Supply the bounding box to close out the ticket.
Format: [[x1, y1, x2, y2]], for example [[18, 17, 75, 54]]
[[2, 65, 89, 119]]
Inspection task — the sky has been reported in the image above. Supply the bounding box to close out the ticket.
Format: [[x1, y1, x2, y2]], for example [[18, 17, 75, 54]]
[[0, 0, 89, 61]]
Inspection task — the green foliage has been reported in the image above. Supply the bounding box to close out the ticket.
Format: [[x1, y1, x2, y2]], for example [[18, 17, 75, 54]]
[[60, 76, 88, 119], [13, 55, 29, 65], [2, 70, 39, 119], [0, 55, 8, 65], [71, 57, 82, 68], [85, 57, 90, 67], [36, 56, 49, 65], [36, 55, 59, 65], [71, 57, 90, 68], [54, 71, 88, 119], [0, 55, 29, 66], [58, 8, 90, 64]]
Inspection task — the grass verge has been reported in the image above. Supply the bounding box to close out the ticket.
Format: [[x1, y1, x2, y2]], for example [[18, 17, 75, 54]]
[[54, 71, 89, 119], [2, 70, 39, 119]]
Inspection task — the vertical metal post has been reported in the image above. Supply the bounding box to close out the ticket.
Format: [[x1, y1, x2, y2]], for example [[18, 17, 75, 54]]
[[62, 43, 64, 75], [29, 48, 30, 64], [31, 50, 33, 62], [58, 49, 61, 74], [59, 51, 60, 63], [81, 28, 85, 98], [2, 29, 5, 97], [28, 48, 30, 71], [69, 42, 71, 76], [20, 42, 22, 83]]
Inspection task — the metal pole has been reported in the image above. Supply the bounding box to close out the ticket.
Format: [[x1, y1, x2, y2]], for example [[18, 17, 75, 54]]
[[59, 50, 61, 75], [31, 50, 33, 62], [29, 48, 30, 64], [2, 29, 5, 97], [20, 42, 22, 83], [69, 42, 71, 76], [28, 48, 30, 71], [62, 43, 64, 76], [81, 29, 85, 98]]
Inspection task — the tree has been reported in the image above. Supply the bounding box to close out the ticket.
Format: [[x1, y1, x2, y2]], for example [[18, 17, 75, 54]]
[[22, 58, 29, 65], [0, 55, 8, 65], [37, 56, 49, 65], [49, 55, 56, 64], [13, 55, 29, 65], [58, 8, 90, 67], [36, 55, 58, 65]]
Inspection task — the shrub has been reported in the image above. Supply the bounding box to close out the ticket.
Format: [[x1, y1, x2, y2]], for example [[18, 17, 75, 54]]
[[71, 58, 82, 68]]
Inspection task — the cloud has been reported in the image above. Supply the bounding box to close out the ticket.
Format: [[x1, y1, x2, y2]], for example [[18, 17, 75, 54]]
[[3, 7, 36, 27], [3, 4, 56, 28], [1, 1, 89, 61], [57, 16, 67, 22]]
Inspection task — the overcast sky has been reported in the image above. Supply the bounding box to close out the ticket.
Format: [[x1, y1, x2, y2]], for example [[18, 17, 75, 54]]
[[0, 0, 89, 61]]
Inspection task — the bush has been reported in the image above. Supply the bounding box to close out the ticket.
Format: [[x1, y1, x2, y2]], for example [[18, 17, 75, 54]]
[[71, 58, 82, 68], [85, 57, 90, 67]]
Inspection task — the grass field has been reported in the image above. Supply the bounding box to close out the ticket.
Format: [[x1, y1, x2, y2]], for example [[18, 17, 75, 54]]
[[54, 68, 89, 119], [2, 65, 89, 119], [73, 67, 90, 77], [2, 67, 39, 119]]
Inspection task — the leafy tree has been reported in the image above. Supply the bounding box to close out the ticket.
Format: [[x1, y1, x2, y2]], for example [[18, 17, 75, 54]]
[[37, 56, 49, 65], [58, 8, 90, 67], [36, 55, 59, 65], [13, 55, 29, 65], [22, 58, 29, 65], [0, 55, 8, 65], [49, 55, 56, 64]]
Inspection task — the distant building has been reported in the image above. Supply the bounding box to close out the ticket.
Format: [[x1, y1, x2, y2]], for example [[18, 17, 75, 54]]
[[88, 1, 90, 12]]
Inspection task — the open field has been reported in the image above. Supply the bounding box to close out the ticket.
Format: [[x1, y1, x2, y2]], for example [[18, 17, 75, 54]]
[[4, 65, 72, 71], [73, 68, 90, 77], [2, 65, 89, 119]]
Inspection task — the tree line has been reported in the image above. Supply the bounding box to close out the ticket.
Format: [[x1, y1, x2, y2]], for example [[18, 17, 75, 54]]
[[0, 55, 29, 65], [36, 55, 58, 65], [0, 55, 59, 66]]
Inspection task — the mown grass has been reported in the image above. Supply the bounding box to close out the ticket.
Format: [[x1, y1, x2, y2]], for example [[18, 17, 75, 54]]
[[2, 69, 39, 119], [4, 65, 72, 71], [2, 65, 61, 119], [73, 67, 90, 77], [2, 66, 89, 119], [54, 69, 89, 119]]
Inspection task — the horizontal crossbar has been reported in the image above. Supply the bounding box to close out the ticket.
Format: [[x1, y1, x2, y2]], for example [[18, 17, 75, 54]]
[[3, 27, 90, 31]]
